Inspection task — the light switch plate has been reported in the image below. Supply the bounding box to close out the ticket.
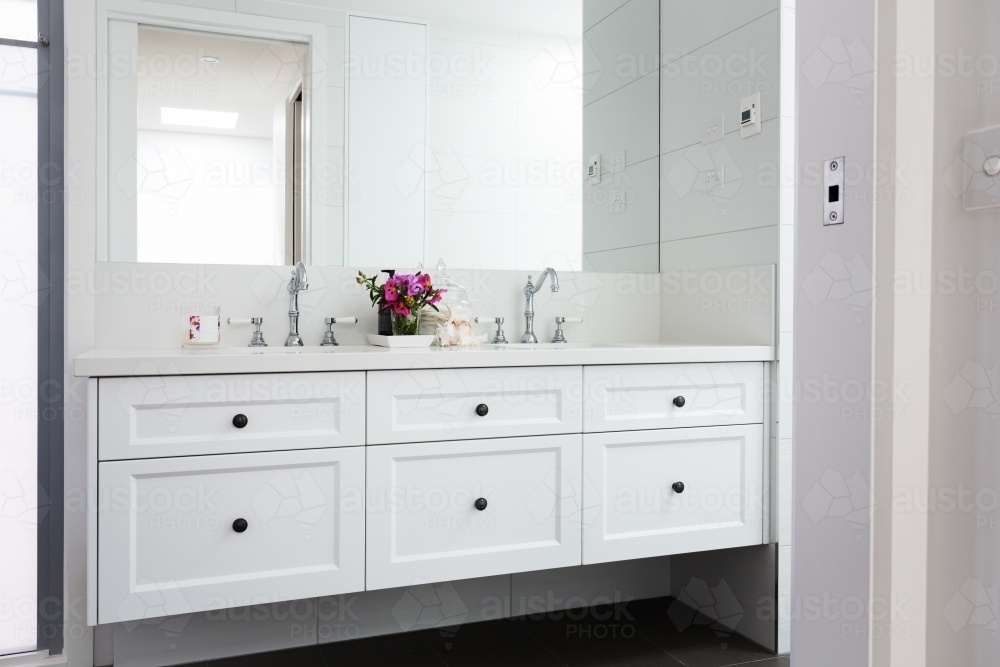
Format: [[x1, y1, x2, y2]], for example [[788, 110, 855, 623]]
[[588, 154, 601, 184], [740, 93, 762, 138], [824, 156, 845, 225], [961, 126, 1000, 210], [610, 191, 626, 214], [611, 150, 625, 173], [702, 114, 725, 145]]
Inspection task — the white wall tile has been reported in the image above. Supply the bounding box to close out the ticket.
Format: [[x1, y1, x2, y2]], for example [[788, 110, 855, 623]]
[[428, 96, 518, 158], [583, 71, 659, 170], [583, 0, 659, 105], [427, 154, 518, 215], [516, 214, 583, 271], [659, 264, 774, 346], [660, 0, 777, 60], [235, 0, 345, 26], [583, 243, 658, 272], [659, 13, 779, 155], [777, 543, 790, 653], [779, 6, 795, 118], [91, 262, 662, 349], [582, 157, 659, 253], [430, 22, 519, 49], [326, 86, 345, 148], [428, 37, 520, 105], [510, 558, 670, 615], [517, 103, 582, 160], [154, 0, 236, 11], [112, 600, 316, 667], [584, 0, 632, 31], [660, 118, 779, 242], [515, 157, 583, 217], [778, 224, 794, 331], [326, 25, 345, 88], [778, 437, 792, 545], [317, 576, 510, 643], [517, 43, 584, 109], [426, 210, 517, 270], [659, 226, 778, 272]]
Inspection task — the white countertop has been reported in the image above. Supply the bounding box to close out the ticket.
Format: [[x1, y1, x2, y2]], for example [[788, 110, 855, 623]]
[[73, 343, 775, 377]]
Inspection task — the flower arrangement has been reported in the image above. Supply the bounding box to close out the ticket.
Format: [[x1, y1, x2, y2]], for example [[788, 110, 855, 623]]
[[357, 271, 445, 335]]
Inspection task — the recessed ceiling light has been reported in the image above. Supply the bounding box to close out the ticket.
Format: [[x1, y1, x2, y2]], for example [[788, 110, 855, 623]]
[[161, 107, 238, 129], [200, 55, 220, 63]]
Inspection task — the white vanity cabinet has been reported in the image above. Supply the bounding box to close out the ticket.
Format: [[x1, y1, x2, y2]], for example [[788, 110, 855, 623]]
[[581, 425, 764, 564], [85, 355, 768, 626], [366, 366, 583, 444], [365, 435, 583, 590], [97, 448, 365, 624]]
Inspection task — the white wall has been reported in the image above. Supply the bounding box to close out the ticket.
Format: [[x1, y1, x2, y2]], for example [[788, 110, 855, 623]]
[[136, 130, 278, 265]]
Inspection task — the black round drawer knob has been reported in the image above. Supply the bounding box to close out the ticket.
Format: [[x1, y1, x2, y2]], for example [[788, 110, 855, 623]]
[[474, 498, 488, 511], [672, 482, 685, 494], [232, 414, 248, 428], [232, 518, 249, 533], [673, 396, 686, 408], [475, 404, 489, 417]]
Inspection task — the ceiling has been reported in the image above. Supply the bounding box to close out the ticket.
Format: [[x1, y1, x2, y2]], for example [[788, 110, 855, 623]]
[[137, 26, 304, 139]]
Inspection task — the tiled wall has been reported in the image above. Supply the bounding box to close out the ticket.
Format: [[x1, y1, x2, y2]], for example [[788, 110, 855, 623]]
[[582, 0, 661, 271], [326, 16, 583, 270], [658, 0, 780, 273]]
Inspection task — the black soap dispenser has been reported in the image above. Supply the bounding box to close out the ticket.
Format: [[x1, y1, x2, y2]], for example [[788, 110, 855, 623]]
[[378, 269, 395, 336]]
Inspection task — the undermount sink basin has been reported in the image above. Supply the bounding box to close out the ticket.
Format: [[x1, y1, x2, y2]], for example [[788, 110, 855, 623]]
[[481, 342, 623, 350]]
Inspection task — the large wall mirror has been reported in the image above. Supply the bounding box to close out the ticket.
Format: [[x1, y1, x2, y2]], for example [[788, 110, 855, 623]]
[[97, 0, 780, 274]]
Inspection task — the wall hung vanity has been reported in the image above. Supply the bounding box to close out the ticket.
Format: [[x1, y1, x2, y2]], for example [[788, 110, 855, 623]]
[[77, 346, 771, 626], [78, 0, 794, 658]]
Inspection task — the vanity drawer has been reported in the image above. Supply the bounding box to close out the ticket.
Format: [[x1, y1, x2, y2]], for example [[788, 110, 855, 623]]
[[366, 366, 582, 445], [96, 447, 365, 624], [583, 362, 763, 432], [98, 372, 365, 460], [365, 435, 582, 590], [582, 425, 763, 564]]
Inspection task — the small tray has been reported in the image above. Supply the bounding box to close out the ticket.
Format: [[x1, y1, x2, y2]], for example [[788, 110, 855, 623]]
[[367, 334, 435, 348]]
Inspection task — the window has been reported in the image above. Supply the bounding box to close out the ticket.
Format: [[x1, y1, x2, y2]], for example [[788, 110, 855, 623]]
[[0, 0, 39, 657]]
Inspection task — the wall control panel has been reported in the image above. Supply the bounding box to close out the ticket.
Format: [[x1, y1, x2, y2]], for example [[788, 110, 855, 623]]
[[588, 154, 601, 184], [740, 93, 761, 138]]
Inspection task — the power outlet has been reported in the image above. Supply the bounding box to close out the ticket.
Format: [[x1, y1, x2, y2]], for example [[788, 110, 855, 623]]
[[610, 191, 626, 214], [702, 114, 725, 145], [698, 165, 725, 191], [611, 150, 625, 173]]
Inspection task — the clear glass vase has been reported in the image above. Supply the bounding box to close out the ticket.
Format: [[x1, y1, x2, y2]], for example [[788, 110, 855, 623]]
[[391, 311, 421, 336]]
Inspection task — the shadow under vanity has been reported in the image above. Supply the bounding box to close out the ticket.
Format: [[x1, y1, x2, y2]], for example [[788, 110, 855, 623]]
[[78, 0, 790, 663]]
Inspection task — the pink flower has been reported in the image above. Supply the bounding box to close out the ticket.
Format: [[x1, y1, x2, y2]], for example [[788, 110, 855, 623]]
[[392, 302, 410, 316]]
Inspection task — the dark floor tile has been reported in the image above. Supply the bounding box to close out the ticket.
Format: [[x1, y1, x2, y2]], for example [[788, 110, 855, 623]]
[[204, 645, 326, 667], [318, 630, 446, 666], [724, 658, 789, 667], [628, 598, 775, 667], [419, 618, 564, 667], [516, 603, 686, 667]]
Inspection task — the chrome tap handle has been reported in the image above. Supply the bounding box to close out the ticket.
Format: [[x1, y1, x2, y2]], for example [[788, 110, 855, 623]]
[[228, 317, 267, 347], [476, 316, 508, 344], [321, 316, 357, 346], [552, 316, 583, 344]]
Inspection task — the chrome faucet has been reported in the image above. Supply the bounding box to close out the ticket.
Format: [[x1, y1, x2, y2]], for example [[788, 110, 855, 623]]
[[285, 261, 309, 346], [521, 268, 559, 343]]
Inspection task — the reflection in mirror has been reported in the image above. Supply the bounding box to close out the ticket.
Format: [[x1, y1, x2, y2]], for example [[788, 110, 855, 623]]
[[97, 1, 781, 276], [108, 25, 306, 265], [346, 11, 584, 271]]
